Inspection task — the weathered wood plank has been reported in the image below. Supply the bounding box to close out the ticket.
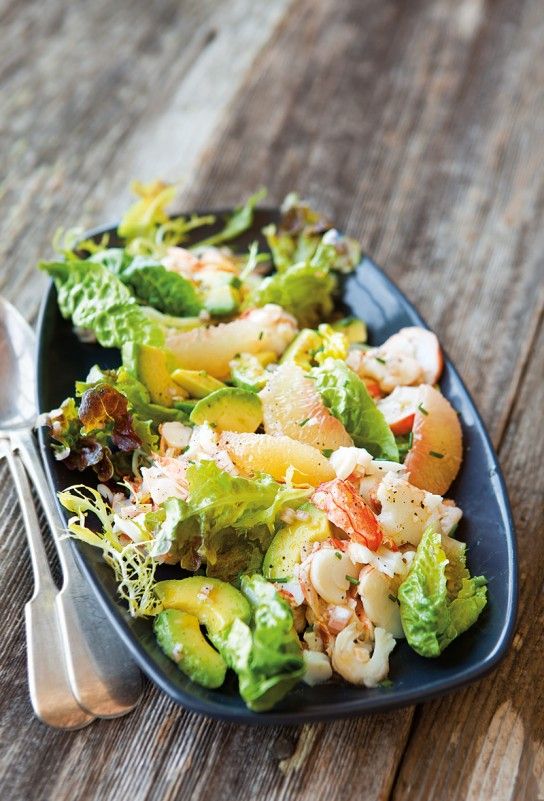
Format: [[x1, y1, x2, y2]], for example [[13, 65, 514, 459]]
[[183, 0, 544, 443], [0, 0, 290, 322], [1, 0, 543, 799], [391, 312, 544, 801]]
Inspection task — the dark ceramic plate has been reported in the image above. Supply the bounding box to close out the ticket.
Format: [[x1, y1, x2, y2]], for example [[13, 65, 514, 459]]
[[36, 208, 518, 725]]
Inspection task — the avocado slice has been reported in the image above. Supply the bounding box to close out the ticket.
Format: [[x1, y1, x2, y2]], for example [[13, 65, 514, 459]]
[[204, 284, 240, 316], [174, 399, 199, 414], [171, 369, 226, 399], [122, 342, 185, 407], [263, 503, 331, 579], [154, 608, 227, 689], [189, 387, 263, 432], [154, 576, 251, 650], [331, 316, 367, 344], [230, 352, 275, 392], [280, 328, 322, 370]]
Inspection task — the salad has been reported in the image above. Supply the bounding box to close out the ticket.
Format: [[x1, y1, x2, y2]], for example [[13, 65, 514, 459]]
[[41, 183, 487, 711]]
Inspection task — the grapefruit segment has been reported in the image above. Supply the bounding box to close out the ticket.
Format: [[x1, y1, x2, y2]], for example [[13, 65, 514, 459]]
[[404, 384, 462, 495], [259, 362, 352, 451], [218, 432, 335, 486]]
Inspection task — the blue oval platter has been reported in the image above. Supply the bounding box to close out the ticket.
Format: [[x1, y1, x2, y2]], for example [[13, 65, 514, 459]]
[[36, 208, 518, 725]]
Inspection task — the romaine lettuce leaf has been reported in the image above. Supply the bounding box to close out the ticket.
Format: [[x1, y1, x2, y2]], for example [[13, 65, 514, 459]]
[[220, 574, 304, 710], [119, 258, 203, 317], [311, 359, 399, 461], [40, 259, 164, 348], [398, 528, 487, 657]]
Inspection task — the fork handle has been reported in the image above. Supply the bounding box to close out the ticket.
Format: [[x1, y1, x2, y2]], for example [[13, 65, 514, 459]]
[[12, 427, 142, 718], [3, 444, 93, 729]]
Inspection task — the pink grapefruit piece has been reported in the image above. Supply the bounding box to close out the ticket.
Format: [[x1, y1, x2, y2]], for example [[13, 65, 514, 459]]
[[404, 384, 462, 495], [259, 362, 353, 452]]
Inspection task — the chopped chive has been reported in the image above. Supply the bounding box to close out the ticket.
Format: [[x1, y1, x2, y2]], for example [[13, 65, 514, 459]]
[[429, 450, 444, 458], [375, 356, 386, 365], [298, 417, 310, 427], [388, 593, 398, 604], [271, 577, 291, 583], [322, 448, 333, 458], [378, 678, 394, 688], [335, 551, 342, 560], [346, 575, 359, 586], [258, 330, 264, 340], [417, 403, 429, 415], [408, 431, 413, 449]]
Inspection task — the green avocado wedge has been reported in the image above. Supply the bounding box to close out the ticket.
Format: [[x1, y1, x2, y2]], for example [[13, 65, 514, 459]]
[[122, 341, 184, 407], [154, 609, 227, 689], [331, 316, 367, 344], [171, 368, 226, 398], [189, 387, 263, 432], [154, 577, 251, 650], [263, 503, 331, 579]]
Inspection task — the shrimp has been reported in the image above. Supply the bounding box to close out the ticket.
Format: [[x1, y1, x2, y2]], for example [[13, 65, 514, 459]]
[[346, 326, 443, 394], [162, 246, 238, 280], [311, 479, 383, 550]]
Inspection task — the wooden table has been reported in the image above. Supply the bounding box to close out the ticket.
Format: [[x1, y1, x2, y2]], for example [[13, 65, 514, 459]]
[[1, 1, 543, 799]]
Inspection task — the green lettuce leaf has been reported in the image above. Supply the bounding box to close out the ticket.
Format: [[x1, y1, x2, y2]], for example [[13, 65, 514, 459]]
[[250, 260, 337, 327], [40, 259, 164, 348], [398, 528, 487, 657], [220, 574, 304, 711], [192, 189, 266, 248], [57, 485, 161, 617], [119, 258, 203, 316], [311, 359, 398, 460], [144, 497, 201, 569], [184, 460, 309, 580], [118, 180, 176, 241], [263, 193, 361, 273], [76, 365, 190, 426]]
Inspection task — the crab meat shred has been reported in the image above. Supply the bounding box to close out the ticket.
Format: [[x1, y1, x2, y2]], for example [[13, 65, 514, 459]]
[[140, 456, 189, 505], [332, 623, 396, 687], [302, 651, 333, 686], [376, 471, 462, 546], [330, 446, 406, 482], [347, 541, 415, 579], [184, 424, 239, 475]]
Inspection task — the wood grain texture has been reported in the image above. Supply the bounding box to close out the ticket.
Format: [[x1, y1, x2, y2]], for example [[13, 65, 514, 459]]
[[1, 0, 543, 799]]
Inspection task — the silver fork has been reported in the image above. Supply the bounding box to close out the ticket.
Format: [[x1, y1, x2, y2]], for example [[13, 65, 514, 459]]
[[0, 295, 142, 724]]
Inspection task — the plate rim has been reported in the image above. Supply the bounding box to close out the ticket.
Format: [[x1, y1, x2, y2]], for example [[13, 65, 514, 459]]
[[35, 210, 519, 725]]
